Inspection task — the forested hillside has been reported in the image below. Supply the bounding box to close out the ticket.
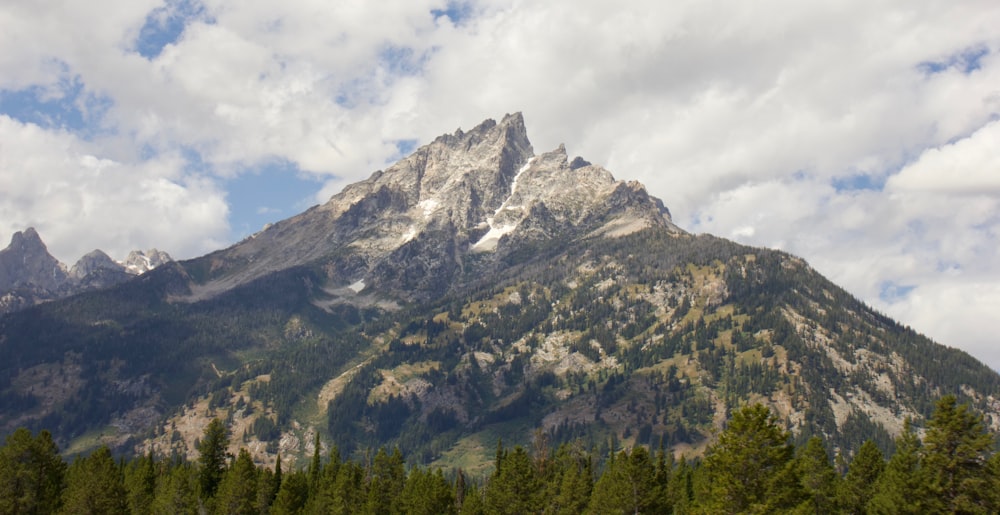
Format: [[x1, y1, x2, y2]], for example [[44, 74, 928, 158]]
[[2, 114, 999, 472], [3, 396, 997, 514]]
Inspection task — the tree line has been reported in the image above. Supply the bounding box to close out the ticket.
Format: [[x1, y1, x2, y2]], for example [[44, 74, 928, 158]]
[[2, 394, 999, 514]]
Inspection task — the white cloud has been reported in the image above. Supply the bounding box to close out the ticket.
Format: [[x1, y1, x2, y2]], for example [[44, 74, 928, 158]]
[[888, 119, 1000, 194], [0, 115, 229, 263]]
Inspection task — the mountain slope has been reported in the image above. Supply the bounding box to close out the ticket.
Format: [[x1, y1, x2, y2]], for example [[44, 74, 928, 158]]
[[0, 114, 997, 470]]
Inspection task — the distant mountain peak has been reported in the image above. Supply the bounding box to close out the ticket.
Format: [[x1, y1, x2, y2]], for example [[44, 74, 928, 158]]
[[0, 229, 172, 314], [10, 226, 43, 247]]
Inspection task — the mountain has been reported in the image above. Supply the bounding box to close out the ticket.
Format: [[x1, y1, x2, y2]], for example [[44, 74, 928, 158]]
[[1, 114, 998, 471], [0, 228, 172, 314]]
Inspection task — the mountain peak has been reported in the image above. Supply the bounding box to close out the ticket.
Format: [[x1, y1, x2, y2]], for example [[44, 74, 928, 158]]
[[184, 113, 679, 300], [8, 227, 46, 253]]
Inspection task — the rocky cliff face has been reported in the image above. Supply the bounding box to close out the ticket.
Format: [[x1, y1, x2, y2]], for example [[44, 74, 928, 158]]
[[0, 229, 172, 314], [188, 113, 681, 301]]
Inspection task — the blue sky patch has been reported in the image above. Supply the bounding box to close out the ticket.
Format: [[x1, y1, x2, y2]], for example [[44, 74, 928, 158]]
[[379, 45, 429, 76], [134, 0, 211, 59], [879, 281, 916, 303], [918, 46, 989, 76], [831, 173, 886, 192], [0, 76, 112, 135], [431, 2, 475, 26], [225, 159, 323, 238], [393, 139, 419, 158]]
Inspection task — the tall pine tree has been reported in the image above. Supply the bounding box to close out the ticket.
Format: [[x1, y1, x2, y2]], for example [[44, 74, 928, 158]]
[[921, 395, 998, 513], [697, 403, 797, 513], [839, 439, 884, 514]]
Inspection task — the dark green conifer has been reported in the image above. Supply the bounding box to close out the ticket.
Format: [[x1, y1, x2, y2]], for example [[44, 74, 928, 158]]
[[198, 418, 231, 500], [795, 436, 838, 513], [921, 395, 997, 513], [61, 446, 128, 514], [839, 439, 884, 514], [697, 403, 797, 513], [868, 418, 925, 514], [214, 448, 259, 515], [0, 428, 66, 514], [484, 445, 540, 514]]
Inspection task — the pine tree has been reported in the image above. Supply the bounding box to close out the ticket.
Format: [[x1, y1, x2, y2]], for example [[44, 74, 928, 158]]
[[271, 470, 308, 515], [309, 432, 322, 495], [459, 481, 485, 515], [667, 457, 694, 514], [151, 462, 198, 515], [363, 447, 406, 515], [0, 428, 66, 515], [60, 446, 128, 514], [795, 436, 838, 513], [867, 419, 925, 514], [484, 445, 541, 514], [839, 439, 884, 514], [921, 395, 997, 513], [255, 466, 277, 514], [544, 444, 592, 515], [198, 418, 231, 500], [587, 447, 657, 514], [398, 467, 456, 515], [124, 449, 157, 514], [214, 448, 259, 515], [697, 403, 796, 513]]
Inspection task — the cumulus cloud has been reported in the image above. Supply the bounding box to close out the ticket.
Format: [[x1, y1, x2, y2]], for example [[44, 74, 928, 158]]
[[0, 115, 229, 263], [888, 119, 1000, 194], [2, 0, 1000, 368]]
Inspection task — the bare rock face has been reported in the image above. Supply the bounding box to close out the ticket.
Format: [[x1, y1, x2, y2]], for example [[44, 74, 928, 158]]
[[188, 112, 682, 301], [0, 229, 173, 314], [0, 228, 69, 292], [0, 228, 71, 312], [123, 249, 173, 275]]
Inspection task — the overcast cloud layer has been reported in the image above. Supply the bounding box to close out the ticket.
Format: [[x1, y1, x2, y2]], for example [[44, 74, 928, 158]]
[[1, 0, 999, 368]]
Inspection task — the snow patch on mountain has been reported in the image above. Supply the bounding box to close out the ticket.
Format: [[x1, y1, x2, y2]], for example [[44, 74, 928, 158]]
[[471, 157, 535, 252]]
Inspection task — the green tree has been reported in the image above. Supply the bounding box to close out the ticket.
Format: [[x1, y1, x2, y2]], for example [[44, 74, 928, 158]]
[[697, 403, 797, 513], [587, 447, 657, 514], [921, 395, 997, 513], [399, 467, 456, 515], [795, 436, 838, 513], [363, 447, 406, 515], [667, 457, 694, 514], [838, 439, 884, 514], [271, 470, 308, 515], [308, 432, 322, 495], [124, 450, 157, 514], [198, 418, 231, 500], [868, 419, 925, 514], [60, 446, 128, 514], [308, 458, 363, 515], [214, 448, 259, 515], [255, 462, 277, 513], [0, 428, 66, 515], [543, 444, 592, 515], [484, 445, 541, 514], [459, 481, 485, 515], [152, 462, 198, 514]]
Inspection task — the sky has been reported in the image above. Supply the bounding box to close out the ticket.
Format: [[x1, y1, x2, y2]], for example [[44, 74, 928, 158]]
[[1, 1, 999, 369]]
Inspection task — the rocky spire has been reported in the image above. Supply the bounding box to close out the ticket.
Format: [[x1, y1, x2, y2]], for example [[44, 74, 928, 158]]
[[0, 228, 68, 291]]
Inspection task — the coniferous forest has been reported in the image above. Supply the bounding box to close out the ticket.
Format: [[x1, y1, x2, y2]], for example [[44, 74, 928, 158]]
[[2, 395, 998, 514]]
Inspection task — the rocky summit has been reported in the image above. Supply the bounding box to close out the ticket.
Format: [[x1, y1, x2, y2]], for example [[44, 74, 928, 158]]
[[1, 114, 998, 471], [0, 228, 171, 314], [188, 113, 678, 302]]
